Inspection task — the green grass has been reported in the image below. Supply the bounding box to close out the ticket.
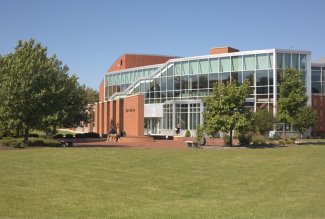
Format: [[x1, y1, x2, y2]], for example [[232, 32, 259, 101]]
[[0, 146, 325, 218], [30, 129, 76, 136]]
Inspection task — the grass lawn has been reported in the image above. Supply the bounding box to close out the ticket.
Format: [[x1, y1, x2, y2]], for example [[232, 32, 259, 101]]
[[0, 145, 324, 218]]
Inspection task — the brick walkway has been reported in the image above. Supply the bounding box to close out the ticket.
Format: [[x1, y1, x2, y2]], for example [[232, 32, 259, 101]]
[[74, 137, 228, 149]]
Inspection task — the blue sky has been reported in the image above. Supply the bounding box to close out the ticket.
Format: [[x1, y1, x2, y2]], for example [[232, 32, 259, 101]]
[[1, 0, 325, 90]]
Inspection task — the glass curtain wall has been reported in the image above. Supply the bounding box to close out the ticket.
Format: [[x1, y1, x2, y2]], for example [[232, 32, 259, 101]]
[[312, 65, 325, 94], [126, 52, 276, 111], [163, 102, 201, 131]]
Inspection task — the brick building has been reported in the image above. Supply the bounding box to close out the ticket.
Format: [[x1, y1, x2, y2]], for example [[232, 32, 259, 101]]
[[87, 47, 325, 137]]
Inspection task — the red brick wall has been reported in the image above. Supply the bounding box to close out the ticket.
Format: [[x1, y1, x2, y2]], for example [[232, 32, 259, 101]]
[[108, 54, 175, 72], [210, 47, 239, 55], [99, 80, 104, 102], [312, 95, 325, 133], [103, 102, 109, 134], [123, 95, 144, 136]]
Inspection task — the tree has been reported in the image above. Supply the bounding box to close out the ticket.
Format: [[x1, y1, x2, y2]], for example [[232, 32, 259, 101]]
[[203, 80, 250, 146], [252, 109, 274, 135], [276, 68, 308, 141], [293, 106, 318, 138], [0, 39, 86, 140], [84, 87, 99, 104]]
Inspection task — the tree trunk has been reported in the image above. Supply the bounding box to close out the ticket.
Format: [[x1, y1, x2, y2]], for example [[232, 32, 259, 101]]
[[16, 128, 20, 138], [24, 127, 29, 142], [229, 129, 233, 147], [283, 122, 286, 145], [53, 125, 57, 136]]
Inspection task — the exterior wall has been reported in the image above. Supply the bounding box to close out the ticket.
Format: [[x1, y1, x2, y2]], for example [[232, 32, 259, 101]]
[[103, 102, 109, 134], [116, 98, 124, 133], [123, 95, 144, 136], [99, 80, 105, 102], [312, 95, 325, 134], [108, 54, 176, 72], [91, 94, 144, 136], [210, 47, 239, 54]]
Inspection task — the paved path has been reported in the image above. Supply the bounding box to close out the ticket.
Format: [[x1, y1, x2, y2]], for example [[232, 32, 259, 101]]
[[74, 138, 226, 149]]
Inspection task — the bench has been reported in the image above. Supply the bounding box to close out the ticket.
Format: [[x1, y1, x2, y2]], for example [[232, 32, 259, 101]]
[[60, 139, 74, 147], [185, 141, 198, 148]]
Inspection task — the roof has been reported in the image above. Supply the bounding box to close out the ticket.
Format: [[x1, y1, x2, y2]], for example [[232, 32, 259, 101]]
[[312, 57, 325, 65]]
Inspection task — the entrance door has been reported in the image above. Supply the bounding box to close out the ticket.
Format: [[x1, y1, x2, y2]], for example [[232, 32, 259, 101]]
[[144, 118, 161, 135]]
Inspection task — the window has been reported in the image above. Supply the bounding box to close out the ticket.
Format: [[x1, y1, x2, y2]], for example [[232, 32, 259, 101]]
[[300, 54, 307, 70], [199, 59, 209, 74], [181, 62, 189, 75], [292, 54, 299, 69], [284, 53, 291, 69], [189, 60, 198, 75], [277, 53, 283, 69], [244, 55, 255, 71], [256, 70, 268, 86], [210, 58, 219, 73], [220, 57, 231, 72], [256, 54, 268, 70], [174, 62, 181, 76], [232, 56, 243, 71]]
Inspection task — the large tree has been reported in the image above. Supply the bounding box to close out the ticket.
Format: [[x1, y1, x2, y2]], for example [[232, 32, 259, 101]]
[[203, 80, 250, 146], [84, 87, 99, 104], [276, 68, 308, 140], [0, 39, 86, 140]]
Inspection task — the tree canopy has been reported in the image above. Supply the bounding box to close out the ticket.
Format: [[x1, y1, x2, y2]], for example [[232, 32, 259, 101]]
[[293, 106, 318, 138], [0, 39, 86, 140], [203, 80, 250, 146], [276, 68, 308, 139], [84, 87, 99, 104], [252, 109, 275, 135]]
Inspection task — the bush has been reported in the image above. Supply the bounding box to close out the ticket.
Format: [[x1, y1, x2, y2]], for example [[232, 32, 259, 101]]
[[0, 137, 60, 147], [74, 132, 100, 138], [196, 125, 204, 142], [223, 134, 230, 146], [54, 134, 64, 139], [185, 130, 191, 137], [252, 135, 267, 145], [29, 133, 39, 138], [238, 133, 252, 146], [87, 132, 100, 138], [75, 133, 84, 138], [65, 134, 74, 139]]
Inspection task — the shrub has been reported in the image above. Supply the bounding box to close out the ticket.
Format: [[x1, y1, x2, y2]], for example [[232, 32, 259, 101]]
[[87, 132, 100, 138], [54, 134, 64, 139], [65, 134, 74, 139], [289, 136, 296, 141], [185, 130, 191, 137], [75, 133, 84, 138], [238, 133, 252, 146], [285, 139, 295, 144], [0, 137, 60, 147], [223, 134, 230, 146], [29, 133, 39, 138], [74, 132, 100, 138], [196, 125, 204, 142], [252, 135, 267, 145]]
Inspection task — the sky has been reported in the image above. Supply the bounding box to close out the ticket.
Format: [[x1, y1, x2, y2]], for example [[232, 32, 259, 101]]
[[1, 0, 325, 90]]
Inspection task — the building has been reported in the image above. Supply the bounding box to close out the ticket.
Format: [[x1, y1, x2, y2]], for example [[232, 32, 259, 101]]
[[87, 47, 325, 137]]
